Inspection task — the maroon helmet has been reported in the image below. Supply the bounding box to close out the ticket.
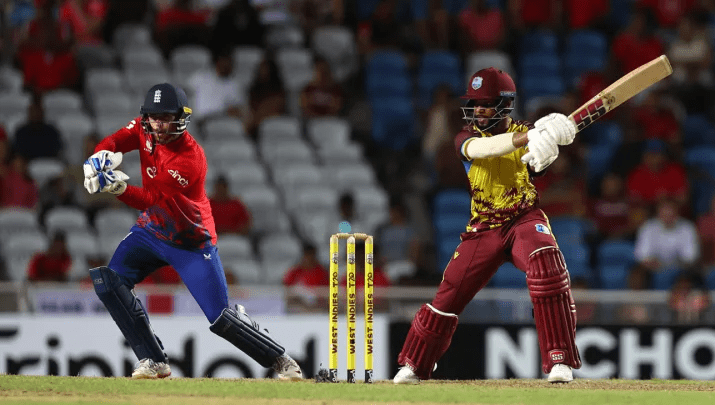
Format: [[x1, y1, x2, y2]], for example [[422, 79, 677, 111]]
[[461, 67, 516, 131]]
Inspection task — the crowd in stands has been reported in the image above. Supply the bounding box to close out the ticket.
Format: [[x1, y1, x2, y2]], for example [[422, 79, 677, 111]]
[[0, 0, 715, 323]]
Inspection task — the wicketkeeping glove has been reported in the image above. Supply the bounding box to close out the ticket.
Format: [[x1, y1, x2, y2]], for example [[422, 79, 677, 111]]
[[534, 113, 577, 146], [84, 169, 129, 195], [83, 150, 123, 178]]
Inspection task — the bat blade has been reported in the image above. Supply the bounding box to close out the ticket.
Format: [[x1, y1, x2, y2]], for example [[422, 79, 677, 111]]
[[568, 55, 672, 132]]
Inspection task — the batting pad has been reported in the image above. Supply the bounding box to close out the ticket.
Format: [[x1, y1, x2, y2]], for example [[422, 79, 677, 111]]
[[526, 247, 582, 373], [398, 303, 458, 380], [210, 306, 285, 368], [90, 266, 167, 363]]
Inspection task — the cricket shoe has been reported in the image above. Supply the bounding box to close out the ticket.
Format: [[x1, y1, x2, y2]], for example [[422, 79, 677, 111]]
[[132, 358, 171, 379], [547, 364, 573, 383], [273, 354, 303, 380]]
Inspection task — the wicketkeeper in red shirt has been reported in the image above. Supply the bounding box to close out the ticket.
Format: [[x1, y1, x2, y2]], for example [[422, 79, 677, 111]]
[[83, 83, 302, 380]]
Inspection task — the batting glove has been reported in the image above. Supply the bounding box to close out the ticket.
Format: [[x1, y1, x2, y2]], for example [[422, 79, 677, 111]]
[[534, 113, 577, 146], [83, 150, 123, 178], [84, 170, 129, 195], [522, 128, 559, 172]]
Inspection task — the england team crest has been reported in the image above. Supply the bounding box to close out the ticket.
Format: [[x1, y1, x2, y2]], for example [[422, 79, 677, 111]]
[[145, 139, 153, 152], [472, 76, 483, 90]]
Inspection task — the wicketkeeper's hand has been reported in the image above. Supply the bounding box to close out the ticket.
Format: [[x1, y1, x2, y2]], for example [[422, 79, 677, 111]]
[[83, 150, 123, 178], [84, 170, 129, 195], [522, 128, 559, 172], [534, 113, 577, 146]]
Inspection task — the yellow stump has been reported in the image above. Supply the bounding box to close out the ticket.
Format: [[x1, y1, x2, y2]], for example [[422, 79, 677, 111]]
[[364, 236, 374, 383], [328, 234, 339, 382], [346, 235, 357, 383]]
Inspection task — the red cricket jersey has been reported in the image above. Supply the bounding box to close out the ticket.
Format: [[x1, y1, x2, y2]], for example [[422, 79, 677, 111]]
[[95, 117, 217, 249]]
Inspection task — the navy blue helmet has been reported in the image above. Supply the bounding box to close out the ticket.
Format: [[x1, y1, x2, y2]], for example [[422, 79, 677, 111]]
[[140, 83, 192, 144]]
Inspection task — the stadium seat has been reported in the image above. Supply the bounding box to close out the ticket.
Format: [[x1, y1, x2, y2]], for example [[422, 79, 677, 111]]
[[0, 91, 32, 118], [466, 50, 516, 82], [437, 233, 462, 271], [94, 208, 138, 236], [366, 74, 412, 101], [258, 116, 302, 142], [519, 29, 559, 55], [265, 24, 305, 49], [225, 258, 262, 285], [274, 163, 323, 196], [417, 50, 464, 108], [291, 185, 339, 215], [2, 230, 49, 281], [433, 213, 469, 240], [0, 66, 24, 93], [518, 74, 565, 107], [597, 240, 635, 289], [27, 158, 65, 188], [56, 112, 96, 165], [549, 216, 592, 246], [563, 30, 607, 86], [491, 262, 525, 288], [202, 116, 248, 141], [706, 270, 715, 290], [170, 45, 212, 77], [42, 89, 84, 120], [433, 189, 471, 215], [217, 234, 254, 262], [586, 144, 616, 190], [65, 231, 100, 280], [330, 163, 377, 192], [75, 43, 116, 71], [385, 259, 417, 282], [93, 92, 135, 116], [265, 140, 316, 166], [306, 117, 351, 148], [124, 69, 171, 96], [276, 48, 314, 91], [205, 139, 259, 169], [560, 244, 592, 283], [121, 46, 166, 73], [598, 264, 630, 289], [233, 46, 264, 83], [519, 53, 562, 78], [685, 147, 715, 178], [258, 233, 302, 265], [112, 23, 152, 51], [45, 207, 90, 235], [366, 50, 408, 77], [311, 25, 358, 82], [689, 176, 715, 217], [221, 161, 270, 191], [317, 141, 365, 165], [371, 97, 416, 151], [0, 208, 40, 242], [354, 186, 389, 224], [95, 114, 132, 137], [682, 114, 715, 147]]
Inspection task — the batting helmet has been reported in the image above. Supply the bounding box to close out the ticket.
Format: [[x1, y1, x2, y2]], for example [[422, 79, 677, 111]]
[[461, 67, 516, 131], [140, 83, 192, 144]]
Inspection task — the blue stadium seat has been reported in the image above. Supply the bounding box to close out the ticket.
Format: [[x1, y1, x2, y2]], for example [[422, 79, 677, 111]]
[[599, 264, 630, 289], [560, 244, 592, 283], [491, 262, 525, 288], [519, 30, 559, 55], [438, 233, 462, 271], [563, 30, 608, 86], [690, 176, 715, 217], [597, 240, 635, 289], [682, 114, 715, 147], [609, 0, 633, 30], [581, 121, 623, 149], [366, 50, 408, 76], [433, 213, 469, 239], [685, 147, 715, 177], [433, 188, 471, 215], [586, 144, 616, 190], [519, 53, 562, 77], [366, 74, 412, 100], [652, 268, 684, 290], [417, 50, 463, 108], [549, 216, 592, 246], [357, 0, 382, 20], [706, 270, 715, 290], [518, 74, 565, 107], [371, 97, 416, 151]]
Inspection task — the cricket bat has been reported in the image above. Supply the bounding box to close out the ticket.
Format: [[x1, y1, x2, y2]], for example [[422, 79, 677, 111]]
[[568, 55, 673, 132]]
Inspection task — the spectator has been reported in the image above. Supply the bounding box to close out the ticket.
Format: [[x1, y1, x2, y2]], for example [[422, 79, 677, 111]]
[[414, 0, 450, 50], [533, 152, 587, 218], [630, 89, 683, 150], [283, 243, 329, 287], [619, 265, 651, 323], [247, 55, 286, 138], [376, 196, 419, 265], [633, 198, 699, 275], [458, 0, 506, 52], [12, 98, 64, 161], [432, 106, 470, 191], [564, 0, 609, 29], [589, 173, 642, 241], [16, 1, 79, 94], [154, 0, 211, 55], [290, 0, 343, 36], [27, 231, 72, 282], [59, 0, 108, 45], [611, 7, 664, 75], [283, 243, 329, 312], [637, 0, 697, 28], [422, 85, 456, 164], [209, 176, 252, 236], [668, 272, 710, 324], [38, 173, 83, 226], [696, 195, 715, 270], [334, 192, 371, 235], [507, 0, 561, 31], [188, 46, 249, 124], [668, 11, 712, 85], [299, 56, 344, 118], [102, 0, 151, 45], [626, 139, 689, 210], [0, 153, 39, 209], [210, 0, 265, 51]]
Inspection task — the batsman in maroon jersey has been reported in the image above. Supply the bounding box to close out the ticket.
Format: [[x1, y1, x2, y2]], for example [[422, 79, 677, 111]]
[[394, 68, 582, 384]]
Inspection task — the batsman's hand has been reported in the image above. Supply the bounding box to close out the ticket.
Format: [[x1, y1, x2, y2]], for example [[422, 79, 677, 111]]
[[534, 113, 577, 146], [83, 150, 123, 178], [522, 128, 559, 172], [84, 169, 129, 195]]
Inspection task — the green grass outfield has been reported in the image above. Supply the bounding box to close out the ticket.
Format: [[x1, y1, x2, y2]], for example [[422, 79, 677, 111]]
[[0, 376, 713, 405]]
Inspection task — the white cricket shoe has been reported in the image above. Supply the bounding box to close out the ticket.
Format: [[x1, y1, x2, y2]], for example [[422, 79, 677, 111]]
[[547, 364, 573, 383], [132, 358, 171, 379], [393, 366, 420, 385], [273, 354, 303, 380]]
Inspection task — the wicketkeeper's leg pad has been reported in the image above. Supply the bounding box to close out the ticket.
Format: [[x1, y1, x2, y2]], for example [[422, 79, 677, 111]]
[[210, 306, 285, 368], [90, 266, 166, 363], [397, 303, 458, 380], [526, 247, 582, 373]]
